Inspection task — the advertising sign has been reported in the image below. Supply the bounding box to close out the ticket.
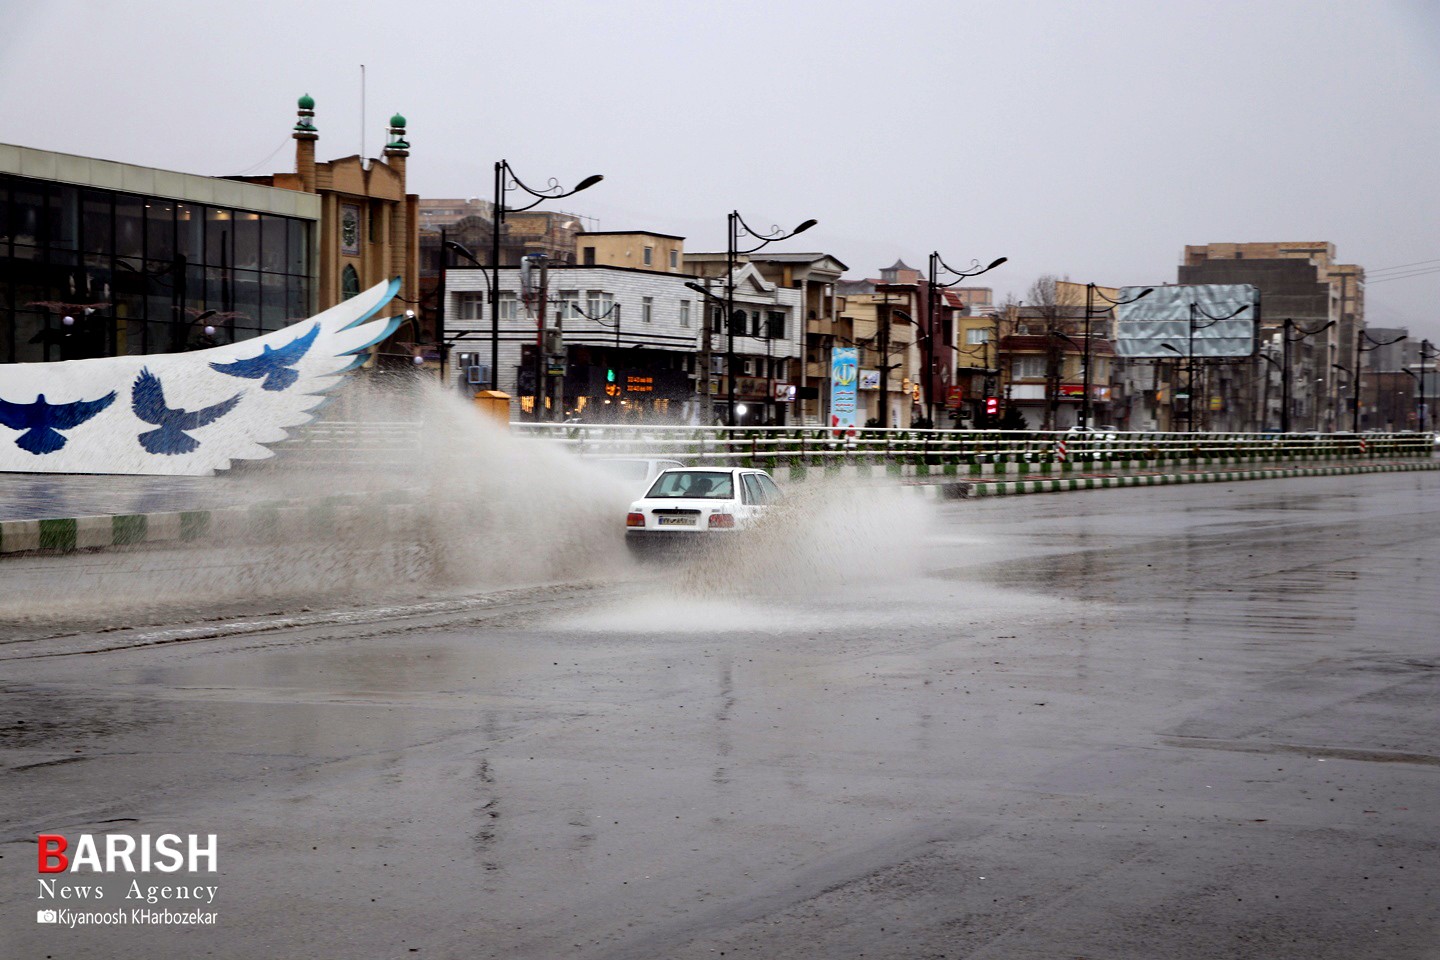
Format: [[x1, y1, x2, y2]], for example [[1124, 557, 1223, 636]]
[[1113, 284, 1260, 359], [830, 347, 858, 434], [859, 369, 880, 390]]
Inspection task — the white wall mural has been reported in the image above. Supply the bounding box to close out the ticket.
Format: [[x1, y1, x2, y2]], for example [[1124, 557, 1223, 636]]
[[0, 278, 404, 477]]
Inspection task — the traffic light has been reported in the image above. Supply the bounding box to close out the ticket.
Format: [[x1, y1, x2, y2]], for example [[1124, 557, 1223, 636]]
[[606, 368, 616, 383], [985, 397, 999, 416]]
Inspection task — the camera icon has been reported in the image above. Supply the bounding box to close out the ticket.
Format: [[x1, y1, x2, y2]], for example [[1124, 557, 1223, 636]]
[[37, 909, 58, 924]]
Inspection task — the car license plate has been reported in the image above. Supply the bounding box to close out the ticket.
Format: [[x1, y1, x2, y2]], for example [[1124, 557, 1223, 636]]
[[658, 516, 696, 526]]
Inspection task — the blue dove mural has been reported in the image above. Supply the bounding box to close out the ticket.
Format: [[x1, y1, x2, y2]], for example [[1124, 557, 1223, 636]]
[[0, 391, 117, 455], [0, 278, 406, 476], [132, 368, 241, 455], [209, 323, 320, 391]]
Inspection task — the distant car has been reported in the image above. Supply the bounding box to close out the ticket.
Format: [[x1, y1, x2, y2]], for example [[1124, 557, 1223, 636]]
[[589, 457, 686, 491], [624, 467, 783, 556]]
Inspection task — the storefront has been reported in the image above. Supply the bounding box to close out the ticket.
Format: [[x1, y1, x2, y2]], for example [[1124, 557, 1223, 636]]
[[563, 355, 693, 422]]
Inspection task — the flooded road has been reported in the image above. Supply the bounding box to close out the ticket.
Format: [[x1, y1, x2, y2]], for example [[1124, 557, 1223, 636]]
[[3, 472, 1439, 959]]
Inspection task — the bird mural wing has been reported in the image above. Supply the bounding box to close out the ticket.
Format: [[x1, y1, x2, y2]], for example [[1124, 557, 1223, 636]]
[[0, 391, 118, 455], [47, 391, 118, 430], [130, 368, 171, 427], [0, 395, 33, 432], [0, 278, 407, 476], [175, 391, 242, 431], [209, 323, 320, 390]]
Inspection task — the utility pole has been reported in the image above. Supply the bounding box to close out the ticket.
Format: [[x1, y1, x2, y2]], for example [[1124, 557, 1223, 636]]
[[877, 295, 892, 428], [700, 281, 715, 425]]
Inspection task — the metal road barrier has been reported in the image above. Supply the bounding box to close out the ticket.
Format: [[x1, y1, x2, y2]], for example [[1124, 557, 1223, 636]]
[[509, 424, 1436, 469]]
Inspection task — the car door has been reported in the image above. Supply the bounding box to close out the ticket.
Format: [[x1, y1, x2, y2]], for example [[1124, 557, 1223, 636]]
[[738, 472, 766, 526]]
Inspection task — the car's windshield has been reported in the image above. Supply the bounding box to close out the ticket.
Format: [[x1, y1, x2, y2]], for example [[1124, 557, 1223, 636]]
[[646, 470, 734, 499]]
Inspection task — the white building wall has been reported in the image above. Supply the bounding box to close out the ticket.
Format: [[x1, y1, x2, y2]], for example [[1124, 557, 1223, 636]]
[[441, 265, 801, 417]]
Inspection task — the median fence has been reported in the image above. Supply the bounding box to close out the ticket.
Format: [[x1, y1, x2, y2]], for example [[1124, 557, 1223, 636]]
[[514, 425, 1436, 482]]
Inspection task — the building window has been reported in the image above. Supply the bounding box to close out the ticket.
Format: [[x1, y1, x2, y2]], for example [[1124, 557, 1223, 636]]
[[457, 293, 484, 321], [750, 311, 762, 337], [680, 300, 691, 327], [341, 264, 360, 300], [498, 292, 518, 321], [642, 297, 653, 323], [966, 328, 990, 345], [766, 311, 786, 339], [587, 290, 614, 319], [1013, 356, 1046, 379], [670, 250, 679, 269], [643, 246, 653, 266], [558, 289, 580, 319], [582, 246, 595, 266]]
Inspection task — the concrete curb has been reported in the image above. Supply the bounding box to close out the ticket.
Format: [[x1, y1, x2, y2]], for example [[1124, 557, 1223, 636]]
[[0, 494, 418, 557], [900, 460, 1440, 500]]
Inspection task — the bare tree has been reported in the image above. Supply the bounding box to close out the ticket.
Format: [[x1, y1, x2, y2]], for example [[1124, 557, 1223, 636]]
[[1025, 276, 1082, 428]]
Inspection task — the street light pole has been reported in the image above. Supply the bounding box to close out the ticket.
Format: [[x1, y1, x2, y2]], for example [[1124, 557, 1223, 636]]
[[491, 160, 603, 403], [1419, 339, 1438, 433], [442, 239, 495, 389], [725, 211, 816, 427], [1082, 283, 1151, 430], [1279, 318, 1335, 433], [1354, 329, 1408, 431], [1181, 298, 1249, 432], [685, 280, 725, 425], [926, 253, 1006, 426]]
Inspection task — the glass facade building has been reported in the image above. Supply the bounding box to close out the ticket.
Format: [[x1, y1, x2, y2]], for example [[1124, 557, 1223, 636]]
[[0, 161, 318, 364]]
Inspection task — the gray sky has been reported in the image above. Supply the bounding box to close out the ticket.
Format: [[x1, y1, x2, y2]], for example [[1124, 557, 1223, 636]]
[[4, 0, 1439, 341]]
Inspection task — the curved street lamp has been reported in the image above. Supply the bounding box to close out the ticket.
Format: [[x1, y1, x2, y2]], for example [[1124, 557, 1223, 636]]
[[1174, 300, 1249, 432], [1351, 329, 1407, 431], [725, 211, 816, 426], [490, 162, 602, 411], [435, 235, 497, 387], [1418, 339, 1438, 432], [926, 253, 1006, 424], [1082, 283, 1151, 429], [1280, 318, 1335, 433]]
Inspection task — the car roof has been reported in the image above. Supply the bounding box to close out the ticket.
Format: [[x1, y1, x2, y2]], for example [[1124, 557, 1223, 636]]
[[656, 466, 764, 475]]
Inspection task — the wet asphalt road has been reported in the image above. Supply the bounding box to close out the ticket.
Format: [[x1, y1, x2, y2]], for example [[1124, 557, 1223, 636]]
[[3, 472, 1439, 959]]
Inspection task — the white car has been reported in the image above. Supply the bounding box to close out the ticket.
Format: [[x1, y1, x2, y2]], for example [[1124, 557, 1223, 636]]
[[589, 457, 686, 491], [625, 467, 783, 556]]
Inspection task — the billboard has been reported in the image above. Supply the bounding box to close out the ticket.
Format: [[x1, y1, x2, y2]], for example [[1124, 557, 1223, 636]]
[[1113, 284, 1260, 359]]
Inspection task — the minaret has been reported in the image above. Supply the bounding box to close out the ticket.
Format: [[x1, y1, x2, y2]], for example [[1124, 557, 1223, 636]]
[[383, 113, 411, 293], [293, 93, 318, 193], [382, 112, 409, 181]]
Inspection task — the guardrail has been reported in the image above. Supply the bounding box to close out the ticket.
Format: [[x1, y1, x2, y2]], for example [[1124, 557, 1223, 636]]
[[508, 424, 1436, 468]]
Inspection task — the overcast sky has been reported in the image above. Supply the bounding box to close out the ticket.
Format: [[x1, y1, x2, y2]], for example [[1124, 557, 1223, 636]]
[[4, 0, 1438, 341]]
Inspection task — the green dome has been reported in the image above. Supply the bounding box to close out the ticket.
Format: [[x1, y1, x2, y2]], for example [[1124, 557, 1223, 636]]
[[390, 112, 407, 128], [298, 93, 315, 110]]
